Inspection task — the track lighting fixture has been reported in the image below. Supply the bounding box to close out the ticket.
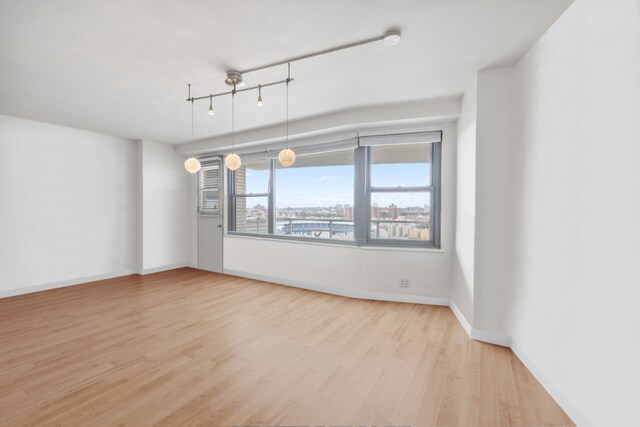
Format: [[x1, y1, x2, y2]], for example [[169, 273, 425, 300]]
[[257, 85, 263, 107], [183, 29, 402, 173], [184, 28, 401, 112]]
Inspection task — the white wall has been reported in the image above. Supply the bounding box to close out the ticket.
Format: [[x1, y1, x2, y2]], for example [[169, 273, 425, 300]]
[[177, 97, 461, 155], [0, 115, 137, 295], [138, 139, 192, 273], [473, 67, 517, 333], [225, 237, 450, 303], [464, 0, 640, 425], [451, 77, 477, 325], [224, 121, 457, 303]]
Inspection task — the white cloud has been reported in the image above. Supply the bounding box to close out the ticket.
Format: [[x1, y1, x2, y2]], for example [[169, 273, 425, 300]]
[[276, 191, 353, 208], [313, 176, 336, 182]]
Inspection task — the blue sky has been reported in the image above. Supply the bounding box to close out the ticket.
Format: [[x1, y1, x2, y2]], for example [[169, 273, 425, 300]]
[[245, 163, 431, 209]]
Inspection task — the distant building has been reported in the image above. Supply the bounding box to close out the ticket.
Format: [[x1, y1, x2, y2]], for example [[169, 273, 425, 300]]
[[253, 204, 267, 217], [235, 167, 247, 231], [344, 204, 353, 220], [371, 203, 380, 219], [388, 203, 399, 220]]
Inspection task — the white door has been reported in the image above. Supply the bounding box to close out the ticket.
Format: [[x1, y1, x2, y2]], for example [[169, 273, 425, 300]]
[[197, 157, 224, 273]]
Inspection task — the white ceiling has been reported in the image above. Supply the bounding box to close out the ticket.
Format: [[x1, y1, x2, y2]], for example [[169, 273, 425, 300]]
[[0, 0, 572, 145]]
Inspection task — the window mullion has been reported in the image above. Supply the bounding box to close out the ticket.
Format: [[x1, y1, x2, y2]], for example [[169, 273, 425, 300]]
[[268, 158, 275, 235], [227, 168, 236, 231], [370, 186, 431, 193], [354, 146, 368, 246], [234, 193, 270, 198], [432, 141, 442, 247]]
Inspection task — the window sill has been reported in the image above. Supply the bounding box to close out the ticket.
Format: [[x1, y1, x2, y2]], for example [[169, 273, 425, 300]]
[[224, 233, 444, 253], [360, 245, 444, 253]]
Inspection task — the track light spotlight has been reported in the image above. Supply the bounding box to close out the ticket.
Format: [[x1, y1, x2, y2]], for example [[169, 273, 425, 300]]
[[257, 85, 264, 107], [208, 95, 214, 115]]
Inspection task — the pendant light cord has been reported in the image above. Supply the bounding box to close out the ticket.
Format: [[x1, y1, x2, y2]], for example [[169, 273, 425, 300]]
[[231, 86, 235, 149], [286, 63, 290, 148], [191, 99, 194, 142]]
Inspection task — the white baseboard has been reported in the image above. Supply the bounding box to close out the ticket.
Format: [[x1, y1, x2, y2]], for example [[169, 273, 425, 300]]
[[511, 341, 590, 427], [224, 268, 451, 306], [449, 300, 472, 336], [447, 306, 584, 424], [0, 269, 137, 299], [448, 301, 512, 347], [471, 328, 512, 347], [1, 262, 197, 298], [137, 263, 190, 275]]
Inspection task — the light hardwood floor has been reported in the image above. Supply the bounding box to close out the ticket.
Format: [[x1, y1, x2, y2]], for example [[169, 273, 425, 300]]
[[0, 268, 573, 426]]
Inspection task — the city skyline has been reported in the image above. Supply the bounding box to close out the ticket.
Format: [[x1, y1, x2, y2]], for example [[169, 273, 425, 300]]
[[244, 161, 431, 209], [241, 202, 430, 241]]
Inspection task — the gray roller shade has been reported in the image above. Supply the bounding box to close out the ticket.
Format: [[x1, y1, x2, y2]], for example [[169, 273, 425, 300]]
[[358, 131, 442, 146]]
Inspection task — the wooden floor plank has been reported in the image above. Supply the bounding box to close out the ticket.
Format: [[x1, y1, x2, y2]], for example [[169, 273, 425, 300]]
[[0, 268, 573, 426]]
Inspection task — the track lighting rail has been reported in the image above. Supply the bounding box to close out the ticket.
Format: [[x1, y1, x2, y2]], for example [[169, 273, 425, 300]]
[[238, 32, 391, 75], [186, 78, 293, 103], [184, 29, 399, 106]]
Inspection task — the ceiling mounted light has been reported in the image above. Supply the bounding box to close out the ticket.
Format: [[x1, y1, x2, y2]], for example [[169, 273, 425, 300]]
[[208, 95, 214, 116], [278, 64, 296, 168], [224, 89, 242, 171], [184, 95, 201, 174], [257, 84, 264, 107], [382, 29, 402, 46], [224, 70, 244, 88]]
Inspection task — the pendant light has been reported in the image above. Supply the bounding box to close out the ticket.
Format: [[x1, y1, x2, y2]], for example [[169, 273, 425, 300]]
[[256, 84, 264, 107], [184, 97, 202, 174], [278, 64, 296, 167], [224, 87, 242, 171], [208, 95, 214, 116], [184, 157, 201, 174]]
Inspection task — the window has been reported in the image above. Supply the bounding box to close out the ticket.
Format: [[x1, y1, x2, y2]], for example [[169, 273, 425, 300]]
[[367, 142, 437, 245], [229, 159, 270, 234], [276, 150, 354, 241], [226, 131, 441, 248], [198, 158, 222, 215]]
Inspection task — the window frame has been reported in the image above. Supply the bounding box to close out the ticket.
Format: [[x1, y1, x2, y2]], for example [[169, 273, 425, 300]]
[[228, 158, 275, 235], [198, 157, 223, 216], [362, 142, 441, 248], [226, 133, 442, 249]]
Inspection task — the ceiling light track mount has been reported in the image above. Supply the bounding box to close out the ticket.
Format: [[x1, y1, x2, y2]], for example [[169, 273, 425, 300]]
[[186, 77, 293, 103]]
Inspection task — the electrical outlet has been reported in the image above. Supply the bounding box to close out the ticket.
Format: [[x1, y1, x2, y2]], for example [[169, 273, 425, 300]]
[[400, 279, 410, 288]]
